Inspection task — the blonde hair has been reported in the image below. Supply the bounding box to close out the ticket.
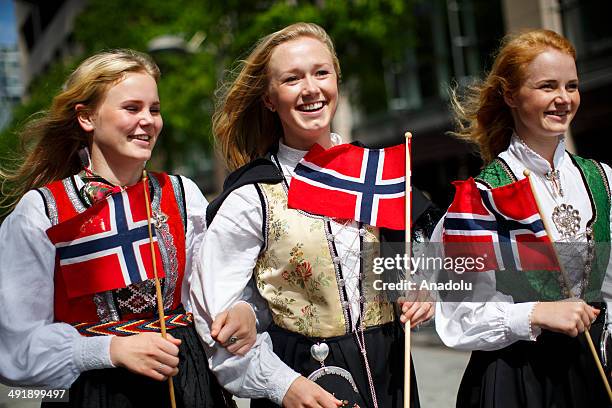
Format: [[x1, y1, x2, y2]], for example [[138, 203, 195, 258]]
[[213, 22, 341, 171], [0, 49, 160, 218], [450, 29, 576, 164]]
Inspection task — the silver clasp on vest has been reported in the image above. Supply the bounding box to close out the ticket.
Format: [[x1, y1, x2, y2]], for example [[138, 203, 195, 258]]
[[152, 210, 168, 228]]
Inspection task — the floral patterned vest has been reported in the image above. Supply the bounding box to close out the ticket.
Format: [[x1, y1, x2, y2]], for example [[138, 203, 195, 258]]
[[253, 182, 395, 338]]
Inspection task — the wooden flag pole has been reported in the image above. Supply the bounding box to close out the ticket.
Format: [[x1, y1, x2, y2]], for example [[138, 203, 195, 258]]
[[404, 132, 412, 408], [142, 170, 177, 408], [523, 169, 612, 403]]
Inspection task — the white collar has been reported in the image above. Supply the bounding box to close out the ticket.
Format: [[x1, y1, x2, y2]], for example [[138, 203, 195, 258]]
[[277, 133, 343, 173], [507, 133, 566, 176]]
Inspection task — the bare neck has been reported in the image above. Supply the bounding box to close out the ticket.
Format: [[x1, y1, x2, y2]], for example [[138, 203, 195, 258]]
[[90, 152, 144, 186]]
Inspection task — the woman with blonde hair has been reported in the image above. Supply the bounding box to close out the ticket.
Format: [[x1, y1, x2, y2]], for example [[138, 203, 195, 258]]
[[435, 29, 612, 407], [0, 49, 237, 407], [191, 22, 436, 408]]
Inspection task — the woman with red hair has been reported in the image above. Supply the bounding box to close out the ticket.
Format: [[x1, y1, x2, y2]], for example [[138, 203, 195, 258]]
[[436, 29, 611, 407]]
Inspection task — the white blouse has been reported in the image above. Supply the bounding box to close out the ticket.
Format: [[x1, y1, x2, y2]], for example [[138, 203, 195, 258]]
[[0, 175, 207, 388], [190, 135, 372, 405], [435, 135, 612, 351]]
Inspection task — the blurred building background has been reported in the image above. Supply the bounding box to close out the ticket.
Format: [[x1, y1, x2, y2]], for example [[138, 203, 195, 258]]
[[0, 0, 21, 132], [354, 0, 612, 207], [13, 0, 84, 90], [0, 45, 21, 130], [2, 0, 612, 203]]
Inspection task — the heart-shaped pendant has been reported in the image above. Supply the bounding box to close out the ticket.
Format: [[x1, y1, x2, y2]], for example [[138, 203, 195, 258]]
[[310, 342, 330, 363]]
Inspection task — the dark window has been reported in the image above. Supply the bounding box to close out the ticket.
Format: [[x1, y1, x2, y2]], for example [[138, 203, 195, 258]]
[[39, 1, 66, 33], [385, 0, 504, 110], [561, 0, 612, 63], [21, 14, 36, 51]]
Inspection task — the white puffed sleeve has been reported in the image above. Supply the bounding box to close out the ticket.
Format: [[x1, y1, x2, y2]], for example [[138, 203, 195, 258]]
[[190, 184, 300, 405], [0, 191, 113, 388], [433, 218, 540, 351], [179, 176, 208, 312]]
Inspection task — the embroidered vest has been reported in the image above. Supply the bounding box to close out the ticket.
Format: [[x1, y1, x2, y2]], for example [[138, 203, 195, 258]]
[[253, 182, 395, 338], [38, 173, 187, 323], [475, 156, 611, 301]]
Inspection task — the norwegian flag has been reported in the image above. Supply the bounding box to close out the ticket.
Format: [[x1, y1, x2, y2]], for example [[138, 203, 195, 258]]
[[46, 181, 164, 299], [443, 177, 559, 272], [287, 143, 406, 230]]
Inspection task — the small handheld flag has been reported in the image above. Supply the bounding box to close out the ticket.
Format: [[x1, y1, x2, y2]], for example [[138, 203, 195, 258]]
[[442, 177, 559, 272], [288, 143, 406, 230], [46, 180, 164, 299]]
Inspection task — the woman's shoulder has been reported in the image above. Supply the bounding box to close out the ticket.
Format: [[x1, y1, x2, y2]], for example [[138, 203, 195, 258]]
[[157, 175, 210, 224], [206, 158, 282, 226], [173, 174, 202, 195], [475, 156, 517, 188], [2, 189, 50, 231], [224, 158, 283, 189], [566, 153, 612, 179], [17, 189, 48, 213]]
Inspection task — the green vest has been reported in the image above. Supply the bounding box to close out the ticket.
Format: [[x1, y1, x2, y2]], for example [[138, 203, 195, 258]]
[[475, 155, 610, 301]]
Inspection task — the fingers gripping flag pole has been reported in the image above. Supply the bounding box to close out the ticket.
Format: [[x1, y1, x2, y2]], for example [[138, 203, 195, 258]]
[[404, 132, 412, 408], [142, 171, 177, 408], [523, 169, 612, 403]]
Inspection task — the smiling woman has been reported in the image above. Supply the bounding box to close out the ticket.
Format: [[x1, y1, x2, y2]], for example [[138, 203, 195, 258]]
[[76, 71, 163, 185], [191, 22, 431, 408], [262, 36, 338, 150], [504, 48, 580, 156], [436, 29, 612, 408], [212, 22, 342, 172], [0, 49, 233, 407]]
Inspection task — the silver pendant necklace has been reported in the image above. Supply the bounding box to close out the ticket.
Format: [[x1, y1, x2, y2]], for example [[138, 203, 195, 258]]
[[545, 169, 581, 239], [541, 165, 592, 299], [515, 136, 581, 239]]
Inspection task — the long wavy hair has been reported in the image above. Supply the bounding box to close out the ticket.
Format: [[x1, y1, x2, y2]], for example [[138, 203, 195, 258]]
[[449, 29, 576, 164], [0, 49, 160, 218], [213, 22, 341, 171]]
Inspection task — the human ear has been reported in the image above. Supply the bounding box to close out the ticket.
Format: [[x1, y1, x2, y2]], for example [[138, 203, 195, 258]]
[[261, 93, 276, 112], [503, 90, 517, 108], [75, 104, 95, 132]]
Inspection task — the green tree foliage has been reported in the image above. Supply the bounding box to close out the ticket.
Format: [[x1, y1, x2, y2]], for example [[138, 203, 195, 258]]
[[1, 0, 417, 173]]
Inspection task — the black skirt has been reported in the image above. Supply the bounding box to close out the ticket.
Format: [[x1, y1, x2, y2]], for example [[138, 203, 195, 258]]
[[457, 308, 610, 408], [251, 321, 420, 408], [42, 325, 233, 408]]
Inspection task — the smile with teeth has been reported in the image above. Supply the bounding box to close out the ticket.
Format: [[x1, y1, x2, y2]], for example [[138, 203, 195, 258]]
[[130, 134, 152, 141], [545, 110, 569, 116], [298, 101, 325, 112]]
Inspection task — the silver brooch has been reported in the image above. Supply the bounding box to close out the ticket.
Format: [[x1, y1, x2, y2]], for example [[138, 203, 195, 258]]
[[152, 210, 169, 228], [552, 204, 580, 239]]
